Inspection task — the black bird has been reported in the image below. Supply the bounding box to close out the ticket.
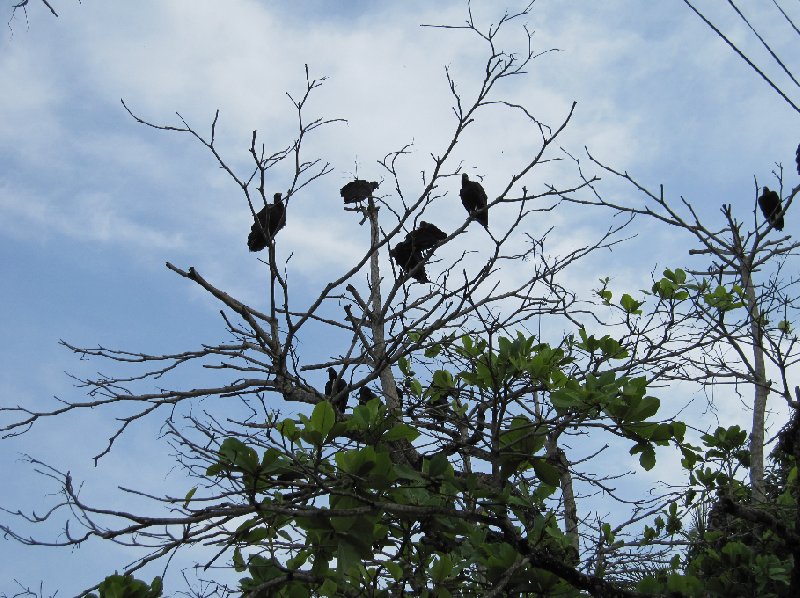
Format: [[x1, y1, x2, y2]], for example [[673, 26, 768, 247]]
[[758, 187, 784, 231], [460, 173, 489, 229], [247, 193, 286, 251], [340, 180, 379, 204], [407, 221, 447, 251], [390, 238, 428, 283], [358, 386, 376, 406], [325, 367, 348, 413], [795, 143, 799, 176]]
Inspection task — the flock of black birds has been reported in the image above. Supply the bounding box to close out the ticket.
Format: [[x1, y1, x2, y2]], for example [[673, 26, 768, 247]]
[[247, 174, 490, 284], [386, 174, 489, 282], [244, 175, 489, 416], [246, 146, 799, 416], [326, 367, 409, 415]]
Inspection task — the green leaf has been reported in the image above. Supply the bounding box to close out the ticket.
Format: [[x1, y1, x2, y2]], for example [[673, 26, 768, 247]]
[[233, 547, 247, 572], [430, 554, 454, 583], [278, 418, 300, 442], [424, 343, 442, 358], [286, 550, 310, 571], [620, 293, 643, 315], [631, 443, 657, 470], [337, 538, 361, 574], [398, 356, 412, 376], [183, 486, 197, 509], [309, 400, 336, 442], [531, 457, 561, 487], [425, 453, 452, 479], [318, 578, 338, 597], [384, 561, 403, 581], [219, 438, 259, 472], [384, 422, 420, 442]]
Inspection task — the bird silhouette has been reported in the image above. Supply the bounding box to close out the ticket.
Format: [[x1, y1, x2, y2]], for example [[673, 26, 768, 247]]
[[247, 193, 286, 251], [340, 180, 379, 204], [758, 187, 784, 231], [358, 386, 376, 406], [389, 221, 448, 283], [795, 143, 799, 176], [407, 221, 447, 251], [390, 238, 428, 283], [460, 173, 488, 229], [325, 367, 348, 413]]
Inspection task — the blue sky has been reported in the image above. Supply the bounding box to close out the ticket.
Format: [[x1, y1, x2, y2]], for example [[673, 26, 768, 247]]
[[1, 0, 799, 595]]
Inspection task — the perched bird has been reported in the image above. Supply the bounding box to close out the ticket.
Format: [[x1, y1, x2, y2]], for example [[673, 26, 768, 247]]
[[758, 187, 784, 231], [341, 180, 379, 204], [407, 221, 447, 251], [325, 367, 348, 413], [390, 238, 428, 282], [460, 173, 489, 229], [358, 386, 376, 406], [795, 143, 799, 176], [389, 221, 446, 283], [247, 193, 286, 251]]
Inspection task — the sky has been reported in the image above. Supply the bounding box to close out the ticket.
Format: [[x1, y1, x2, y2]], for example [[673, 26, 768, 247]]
[[1, 0, 799, 595]]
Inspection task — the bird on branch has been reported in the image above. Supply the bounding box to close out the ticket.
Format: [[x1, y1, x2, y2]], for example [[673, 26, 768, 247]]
[[390, 221, 447, 283], [340, 180, 379, 205], [795, 143, 799, 176], [758, 187, 784, 231], [460, 173, 489, 229], [407, 221, 447, 251], [247, 193, 286, 251], [325, 367, 348, 413], [358, 386, 376, 406], [390, 239, 428, 283]]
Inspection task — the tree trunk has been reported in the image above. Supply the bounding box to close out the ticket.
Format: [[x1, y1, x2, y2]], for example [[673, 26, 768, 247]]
[[741, 264, 768, 503], [365, 197, 401, 414], [547, 437, 580, 561]]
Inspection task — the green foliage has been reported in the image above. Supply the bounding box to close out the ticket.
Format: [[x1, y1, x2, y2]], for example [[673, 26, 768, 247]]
[[620, 292, 643, 314], [703, 284, 745, 313], [651, 268, 690, 301], [196, 328, 695, 595], [83, 575, 163, 598]]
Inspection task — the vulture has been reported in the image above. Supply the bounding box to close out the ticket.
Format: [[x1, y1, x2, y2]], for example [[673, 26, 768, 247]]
[[389, 221, 447, 283], [247, 193, 286, 251], [358, 386, 377, 406], [390, 238, 428, 283], [758, 187, 784, 231], [325, 367, 348, 413], [341, 180, 379, 204], [407, 221, 447, 251], [460, 173, 489, 229], [796, 143, 799, 176]]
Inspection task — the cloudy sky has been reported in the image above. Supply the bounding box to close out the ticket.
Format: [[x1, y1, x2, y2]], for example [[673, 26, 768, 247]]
[[1, 0, 799, 594]]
